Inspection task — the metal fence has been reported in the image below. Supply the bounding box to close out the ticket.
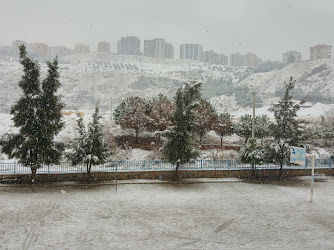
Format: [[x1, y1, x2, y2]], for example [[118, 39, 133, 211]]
[[0, 159, 332, 174]]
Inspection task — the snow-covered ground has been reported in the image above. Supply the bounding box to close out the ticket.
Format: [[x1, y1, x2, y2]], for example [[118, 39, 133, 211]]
[[0, 178, 333, 249]]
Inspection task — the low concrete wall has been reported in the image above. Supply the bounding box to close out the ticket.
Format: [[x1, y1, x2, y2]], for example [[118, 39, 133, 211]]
[[1, 168, 333, 184]]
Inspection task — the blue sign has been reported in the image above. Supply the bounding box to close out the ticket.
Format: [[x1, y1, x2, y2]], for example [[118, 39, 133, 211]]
[[290, 146, 306, 166]]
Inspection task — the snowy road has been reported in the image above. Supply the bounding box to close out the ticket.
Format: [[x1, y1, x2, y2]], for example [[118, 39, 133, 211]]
[[0, 178, 334, 249]]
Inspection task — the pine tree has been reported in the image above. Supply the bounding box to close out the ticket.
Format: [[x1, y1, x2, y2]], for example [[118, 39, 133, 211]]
[[38, 58, 65, 165], [67, 105, 109, 179], [160, 81, 202, 178], [255, 114, 271, 145], [0, 45, 64, 179], [239, 138, 267, 170], [114, 96, 149, 143], [267, 77, 305, 176]]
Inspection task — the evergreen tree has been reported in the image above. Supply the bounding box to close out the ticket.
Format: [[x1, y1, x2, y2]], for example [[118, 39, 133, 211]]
[[67, 105, 109, 178], [0, 45, 64, 178], [38, 58, 65, 165], [255, 114, 271, 145], [239, 138, 267, 171], [160, 82, 202, 178], [267, 77, 305, 176], [234, 114, 253, 143], [194, 99, 217, 145], [114, 96, 149, 143]]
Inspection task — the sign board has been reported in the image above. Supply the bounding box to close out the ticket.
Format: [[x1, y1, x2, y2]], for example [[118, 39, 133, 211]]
[[290, 146, 306, 166]]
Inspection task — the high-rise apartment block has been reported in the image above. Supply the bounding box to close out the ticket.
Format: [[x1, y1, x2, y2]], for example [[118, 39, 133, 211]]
[[230, 53, 244, 66], [12, 40, 27, 54], [282, 51, 302, 63], [74, 44, 90, 53], [32, 43, 48, 57], [310, 44, 332, 60], [202, 50, 228, 65], [98, 41, 110, 53], [230, 52, 261, 68], [48, 46, 73, 57], [243, 53, 262, 68], [144, 38, 174, 59], [180, 43, 202, 61], [117, 36, 140, 55]]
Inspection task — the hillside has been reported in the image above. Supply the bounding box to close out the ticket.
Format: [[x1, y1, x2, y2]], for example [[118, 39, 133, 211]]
[[0, 53, 249, 113], [210, 59, 334, 116], [1, 53, 334, 117]]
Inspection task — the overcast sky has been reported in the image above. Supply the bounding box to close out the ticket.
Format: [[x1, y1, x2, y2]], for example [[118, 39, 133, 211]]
[[1, 0, 333, 61]]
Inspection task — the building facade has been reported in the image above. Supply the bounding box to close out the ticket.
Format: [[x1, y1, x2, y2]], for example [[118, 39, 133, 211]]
[[282, 51, 302, 63], [32, 43, 48, 57], [117, 36, 140, 55], [202, 50, 228, 65], [243, 53, 262, 68], [12, 40, 27, 54], [74, 44, 90, 53], [98, 41, 110, 53], [144, 38, 174, 59], [180, 43, 203, 61], [310, 45, 332, 60], [48, 46, 74, 57], [230, 53, 244, 66]]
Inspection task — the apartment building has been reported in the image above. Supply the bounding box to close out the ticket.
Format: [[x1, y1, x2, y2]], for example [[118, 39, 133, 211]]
[[117, 36, 140, 55], [310, 44, 332, 60], [144, 38, 174, 59], [48, 46, 74, 57], [230, 53, 244, 66], [180, 43, 203, 61], [202, 50, 228, 65], [243, 53, 262, 68], [32, 43, 48, 57], [98, 41, 110, 53], [12, 40, 27, 54], [74, 44, 90, 53], [282, 51, 302, 63]]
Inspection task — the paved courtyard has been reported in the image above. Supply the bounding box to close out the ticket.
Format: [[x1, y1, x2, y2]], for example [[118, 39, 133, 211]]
[[0, 178, 333, 249]]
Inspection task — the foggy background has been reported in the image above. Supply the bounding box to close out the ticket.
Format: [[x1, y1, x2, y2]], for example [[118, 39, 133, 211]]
[[0, 0, 333, 61]]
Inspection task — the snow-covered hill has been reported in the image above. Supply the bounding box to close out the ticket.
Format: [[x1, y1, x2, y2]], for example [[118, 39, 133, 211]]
[[210, 59, 334, 116], [0, 53, 249, 113]]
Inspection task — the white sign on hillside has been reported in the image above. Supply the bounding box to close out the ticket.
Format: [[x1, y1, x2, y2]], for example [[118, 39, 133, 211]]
[[290, 146, 306, 166]]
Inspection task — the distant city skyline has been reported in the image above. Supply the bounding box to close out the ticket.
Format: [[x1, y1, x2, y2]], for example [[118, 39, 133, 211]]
[[1, 0, 334, 61]]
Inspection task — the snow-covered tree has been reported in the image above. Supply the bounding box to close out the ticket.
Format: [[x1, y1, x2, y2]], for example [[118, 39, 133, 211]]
[[0, 45, 64, 178], [267, 77, 305, 175], [239, 138, 267, 171], [255, 114, 271, 145], [234, 114, 253, 143], [114, 96, 149, 143], [214, 112, 233, 148], [160, 81, 202, 178], [194, 99, 217, 145], [67, 105, 109, 178], [147, 94, 174, 132]]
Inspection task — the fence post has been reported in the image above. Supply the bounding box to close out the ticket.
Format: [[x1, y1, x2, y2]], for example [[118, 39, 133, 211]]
[[143, 160, 145, 170], [13, 163, 16, 174], [201, 160, 203, 169], [330, 158, 332, 169]]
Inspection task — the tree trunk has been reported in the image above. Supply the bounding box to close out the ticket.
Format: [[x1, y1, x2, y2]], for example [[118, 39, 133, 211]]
[[279, 163, 283, 178], [31, 168, 37, 184], [87, 162, 92, 183], [173, 161, 180, 180]]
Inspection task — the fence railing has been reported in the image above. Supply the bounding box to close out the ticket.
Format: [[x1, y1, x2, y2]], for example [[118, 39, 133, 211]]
[[0, 159, 332, 174]]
